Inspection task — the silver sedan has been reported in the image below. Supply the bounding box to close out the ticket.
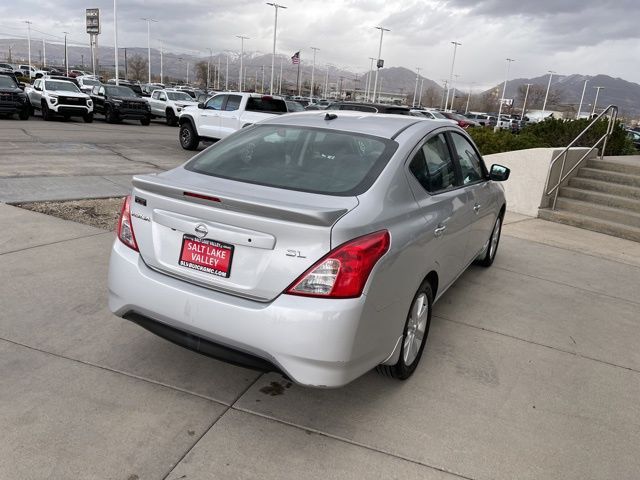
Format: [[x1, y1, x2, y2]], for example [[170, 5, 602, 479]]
[[108, 111, 510, 388]]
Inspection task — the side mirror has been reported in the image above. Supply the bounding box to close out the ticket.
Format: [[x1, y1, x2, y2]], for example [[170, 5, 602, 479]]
[[18, 83, 25, 90], [197, 102, 205, 109], [489, 164, 510, 182]]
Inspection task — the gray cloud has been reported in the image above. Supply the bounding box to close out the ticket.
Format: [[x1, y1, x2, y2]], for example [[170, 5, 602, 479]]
[[1, 0, 639, 88]]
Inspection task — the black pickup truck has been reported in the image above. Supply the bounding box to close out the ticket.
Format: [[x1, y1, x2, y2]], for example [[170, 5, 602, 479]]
[[90, 84, 151, 125], [0, 73, 30, 120]]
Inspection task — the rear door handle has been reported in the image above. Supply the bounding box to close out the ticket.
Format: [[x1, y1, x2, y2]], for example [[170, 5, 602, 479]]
[[434, 225, 447, 237]]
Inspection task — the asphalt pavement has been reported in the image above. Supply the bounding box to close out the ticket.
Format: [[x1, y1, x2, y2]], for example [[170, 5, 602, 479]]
[[0, 116, 192, 203], [1, 118, 640, 479]]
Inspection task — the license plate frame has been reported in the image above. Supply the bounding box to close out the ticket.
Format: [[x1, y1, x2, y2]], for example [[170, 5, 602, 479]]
[[178, 234, 234, 278]]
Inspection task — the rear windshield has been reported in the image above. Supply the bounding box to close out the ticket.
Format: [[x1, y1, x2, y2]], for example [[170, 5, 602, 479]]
[[246, 97, 287, 114], [185, 125, 398, 196]]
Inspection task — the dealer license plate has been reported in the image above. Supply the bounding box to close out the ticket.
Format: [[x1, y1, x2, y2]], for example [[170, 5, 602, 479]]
[[179, 235, 233, 278]]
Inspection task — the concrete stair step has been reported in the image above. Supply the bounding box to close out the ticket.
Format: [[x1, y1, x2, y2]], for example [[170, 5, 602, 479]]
[[559, 187, 640, 213], [589, 156, 640, 176], [538, 209, 640, 242], [577, 167, 640, 188], [555, 197, 640, 228], [568, 177, 640, 200]]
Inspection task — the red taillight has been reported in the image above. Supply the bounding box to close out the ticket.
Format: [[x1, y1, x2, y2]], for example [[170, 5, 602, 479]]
[[116, 195, 139, 251], [285, 230, 390, 299]]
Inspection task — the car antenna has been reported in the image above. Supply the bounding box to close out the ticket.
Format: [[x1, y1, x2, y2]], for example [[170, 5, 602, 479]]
[[324, 113, 337, 121]]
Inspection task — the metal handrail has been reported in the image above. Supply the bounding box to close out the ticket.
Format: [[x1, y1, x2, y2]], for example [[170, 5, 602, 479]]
[[544, 105, 618, 210]]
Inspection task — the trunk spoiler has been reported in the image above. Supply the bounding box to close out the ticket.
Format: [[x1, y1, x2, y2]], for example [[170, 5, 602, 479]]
[[132, 175, 351, 227]]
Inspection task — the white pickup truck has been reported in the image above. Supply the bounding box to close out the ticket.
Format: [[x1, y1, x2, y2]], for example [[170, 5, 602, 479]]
[[177, 92, 288, 150], [147, 89, 198, 126]]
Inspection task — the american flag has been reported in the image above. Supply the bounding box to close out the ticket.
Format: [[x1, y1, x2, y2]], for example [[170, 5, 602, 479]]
[[291, 51, 300, 65]]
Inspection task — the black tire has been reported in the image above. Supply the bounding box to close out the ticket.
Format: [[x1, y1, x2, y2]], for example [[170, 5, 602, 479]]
[[179, 122, 199, 150], [376, 281, 433, 380], [476, 214, 503, 267], [41, 102, 52, 121], [140, 116, 151, 126], [166, 109, 177, 126], [83, 113, 94, 123], [18, 109, 30, 120], [105, 105, 117, 124]]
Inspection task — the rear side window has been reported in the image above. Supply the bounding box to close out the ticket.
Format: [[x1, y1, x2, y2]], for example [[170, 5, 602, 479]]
[[409, 134, 460, 193], [246, 97, 287, 113], [186, 125, 397, 196]]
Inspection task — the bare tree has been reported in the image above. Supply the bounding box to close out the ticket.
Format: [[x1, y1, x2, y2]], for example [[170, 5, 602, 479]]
[[128, 55, 147, 82], [195, 61, 208, 86]]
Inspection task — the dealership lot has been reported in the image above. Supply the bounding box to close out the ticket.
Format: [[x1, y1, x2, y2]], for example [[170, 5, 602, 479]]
[[1, 119, 640, 479]]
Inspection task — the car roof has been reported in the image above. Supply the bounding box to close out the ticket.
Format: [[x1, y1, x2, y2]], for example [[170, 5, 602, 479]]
[[259, 110, 449, 139]]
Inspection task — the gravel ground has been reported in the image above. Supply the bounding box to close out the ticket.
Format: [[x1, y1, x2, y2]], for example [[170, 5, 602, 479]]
[[17, 197, 124, 231]]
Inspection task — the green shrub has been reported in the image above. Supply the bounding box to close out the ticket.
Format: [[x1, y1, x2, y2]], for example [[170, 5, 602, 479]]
[[468, 119, 636, 156]]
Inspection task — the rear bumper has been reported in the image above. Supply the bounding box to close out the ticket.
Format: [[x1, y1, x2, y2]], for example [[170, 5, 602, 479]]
[[108, 240, 390, 388]]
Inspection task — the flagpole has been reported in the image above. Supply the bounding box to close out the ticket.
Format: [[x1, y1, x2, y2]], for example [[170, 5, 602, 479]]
[[296, 57, 301, 96]]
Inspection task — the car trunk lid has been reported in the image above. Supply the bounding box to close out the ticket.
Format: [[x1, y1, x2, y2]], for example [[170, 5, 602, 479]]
[[129, 171, 358, 302]]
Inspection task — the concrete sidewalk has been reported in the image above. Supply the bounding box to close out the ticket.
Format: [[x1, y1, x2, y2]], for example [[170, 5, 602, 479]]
[[1, 204, 639, 479]]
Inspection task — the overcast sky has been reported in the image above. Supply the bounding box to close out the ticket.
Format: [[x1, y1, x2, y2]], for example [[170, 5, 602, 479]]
[[1, 0, 639, 87]]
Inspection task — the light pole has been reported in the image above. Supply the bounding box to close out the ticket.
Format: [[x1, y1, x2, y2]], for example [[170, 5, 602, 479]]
[[541, 70, 556, 117], [324, 64, 330, 98], [24, 21, 32, 76], [141, 18, 157, 84], [236, 35, 249, 92], [160, 43, 163, 84], [371, 26, 390, 103], [226, 54, 229, 91], [495, 58, 515, 132], [440, 80, 448, 110], [217, 56, 221, 89], [63, 32, 70, 76], [418, 78, 425, 107], [521, 83, 532, 120], [577, 79, 588, 119], [309, 47, 319, 102], [444, 41, 461, 112], [207, 48, 212, 91], [266, 3, 286, 95], [465, 82, 475, 114], [113, 0, 119, 85], [591, 86, 604, 117], [42, 38, 46, 68], [449, 74, 460, 111], [412, 67, 421, 107], [365, 57, 375, 102]]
